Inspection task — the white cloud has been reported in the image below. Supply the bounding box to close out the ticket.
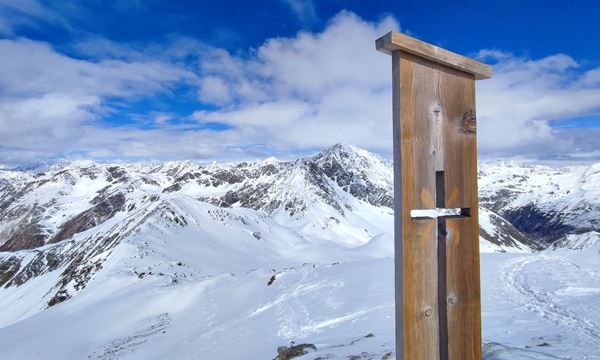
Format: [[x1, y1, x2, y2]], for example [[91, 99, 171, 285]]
[[280, 0, 318, 25], [578, 68, 600, 87], [154, 114, 173, 124], [194, 11, 399, 153], [0, 39, 195, 98], [0, 93, 96, 144], [193, 14, 600, 161], [0, 124, 258, 165], [477, 52, 600, 158], [199, 76, 232, 105], [1, 10, 599, 165], [0, 0, 59, 19], [72, 36, 209, 62], [0, 38, 197, 165], [0, 0, 70, 34]]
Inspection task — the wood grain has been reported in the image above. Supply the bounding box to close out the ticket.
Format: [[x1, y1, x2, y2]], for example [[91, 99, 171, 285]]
[[399, 51, 440, 360], [392, 49, 483, 359], [391, 50, 404, 358], [440, 63, 482, 360], [377, 31, 492, 80]]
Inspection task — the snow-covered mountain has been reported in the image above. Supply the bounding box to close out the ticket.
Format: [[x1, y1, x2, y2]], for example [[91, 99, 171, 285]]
[[0, 145, 599, 359], [479, 161, 600, 249]]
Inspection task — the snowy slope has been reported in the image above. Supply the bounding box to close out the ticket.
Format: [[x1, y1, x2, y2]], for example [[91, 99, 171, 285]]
[[479, 162, 600, 248], [1, 146, 599, 359], [2, 238, 600, 359], [0, 144, 399, 325], [0, 145, 531, 319]]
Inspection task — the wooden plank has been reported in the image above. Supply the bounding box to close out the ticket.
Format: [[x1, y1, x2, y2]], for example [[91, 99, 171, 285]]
[[391, 50, 404, 358], [385, 31, 487, 360], [441, 65, 482, 360], [376, 31, 492, 80], [396, 51, 482, 359], [399, 51, 440, 360]]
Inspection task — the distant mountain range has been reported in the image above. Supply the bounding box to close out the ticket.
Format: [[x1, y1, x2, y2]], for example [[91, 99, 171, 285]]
[[2, 144, 599, 307], [1, 144, 599, 359]]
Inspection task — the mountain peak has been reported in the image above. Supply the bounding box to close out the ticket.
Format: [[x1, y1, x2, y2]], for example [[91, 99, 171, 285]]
[[318, 143, 362, 156], [311, 143, 390, 171]]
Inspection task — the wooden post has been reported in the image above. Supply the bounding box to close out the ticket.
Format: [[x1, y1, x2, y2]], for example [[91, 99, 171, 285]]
[[375, 32, 492, 360]]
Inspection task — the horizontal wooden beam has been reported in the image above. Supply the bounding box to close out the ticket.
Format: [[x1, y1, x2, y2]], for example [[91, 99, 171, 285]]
[[376, 31, 492, 80]]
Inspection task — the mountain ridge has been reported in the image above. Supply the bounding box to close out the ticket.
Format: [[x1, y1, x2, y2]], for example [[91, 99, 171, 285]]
[[1, 144, 599, 359], [1, 144, 598, 312]]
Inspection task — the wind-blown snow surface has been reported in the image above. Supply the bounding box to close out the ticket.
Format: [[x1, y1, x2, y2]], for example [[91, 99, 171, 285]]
[[0, 146, 599, 359]]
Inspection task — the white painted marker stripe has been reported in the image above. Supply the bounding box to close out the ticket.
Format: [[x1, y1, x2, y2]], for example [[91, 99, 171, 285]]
[[410, 208, 463, 219]]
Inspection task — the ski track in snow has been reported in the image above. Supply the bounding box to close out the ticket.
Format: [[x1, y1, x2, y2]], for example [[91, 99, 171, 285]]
[[502, 255, 600, 342], [88, 313, 171, 360], [483, 342, 568, 360]]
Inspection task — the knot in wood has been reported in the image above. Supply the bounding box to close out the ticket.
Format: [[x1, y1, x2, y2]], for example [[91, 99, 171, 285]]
[[459, 109, 476, 134], [431, 104, 442, 120]]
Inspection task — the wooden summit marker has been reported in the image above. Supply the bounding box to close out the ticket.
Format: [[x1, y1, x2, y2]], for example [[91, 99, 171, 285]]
[[376, 32, 492, 360]]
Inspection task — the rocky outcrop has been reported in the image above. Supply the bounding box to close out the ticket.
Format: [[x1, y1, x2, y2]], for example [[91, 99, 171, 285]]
[[1, 147, 598, 309], [312, 143, 393, 208], [0, 218, 48, 251], [275, 343, 317, 360], [0, 255, 21, 287], [479, 209, 532, 250], [50, 193, 126, 244], [479, 162, 600, 248], [188, 144, 393, 218]]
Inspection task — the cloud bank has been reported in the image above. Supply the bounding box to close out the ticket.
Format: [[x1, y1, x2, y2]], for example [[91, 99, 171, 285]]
[[194, 12, 399, 153], [0, 37, 197, 164], [0, 9, 599, 165], [477, 51, 600, 159]]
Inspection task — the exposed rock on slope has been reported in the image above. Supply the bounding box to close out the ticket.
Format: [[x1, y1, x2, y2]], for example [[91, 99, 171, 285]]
[[479, 162, 600, 248], [3, 145, 599, 310]]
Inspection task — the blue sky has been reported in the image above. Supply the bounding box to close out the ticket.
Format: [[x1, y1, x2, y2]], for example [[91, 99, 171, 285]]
[[0, 0, 599, 165]]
